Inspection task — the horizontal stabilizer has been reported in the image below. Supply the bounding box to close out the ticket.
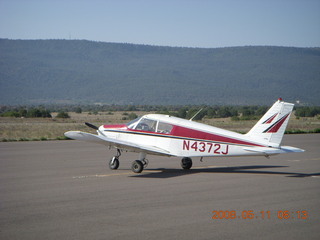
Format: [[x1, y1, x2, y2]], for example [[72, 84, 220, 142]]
[[279, 146, 305, 153], [243, 146, 304, 155]]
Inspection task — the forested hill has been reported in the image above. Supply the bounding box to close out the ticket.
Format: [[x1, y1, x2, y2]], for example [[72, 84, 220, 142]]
[[0, 39, 319, 105]]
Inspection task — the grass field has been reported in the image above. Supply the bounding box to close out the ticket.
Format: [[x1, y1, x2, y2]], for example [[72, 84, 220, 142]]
[[1, 111, 319, 141]]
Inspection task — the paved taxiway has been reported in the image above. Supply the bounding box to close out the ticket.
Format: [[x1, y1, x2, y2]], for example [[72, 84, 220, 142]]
[[0, 134, 319, 240]]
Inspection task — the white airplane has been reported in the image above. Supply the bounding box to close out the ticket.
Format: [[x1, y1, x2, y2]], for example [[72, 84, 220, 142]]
[[65, 98, 304, 173]]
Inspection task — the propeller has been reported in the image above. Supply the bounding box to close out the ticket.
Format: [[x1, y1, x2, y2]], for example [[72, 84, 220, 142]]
[[85, 122, 107, 137], [85, 122, 99, 130]]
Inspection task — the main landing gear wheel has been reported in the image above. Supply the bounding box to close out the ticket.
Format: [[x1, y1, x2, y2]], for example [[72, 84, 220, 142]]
[[109, 157, 120, 170], [181, 157, 192, 170], [132, 160, 144, 173]]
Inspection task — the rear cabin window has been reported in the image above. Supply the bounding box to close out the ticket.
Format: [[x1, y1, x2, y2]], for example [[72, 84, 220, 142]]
[[157, 122, 173, 134]]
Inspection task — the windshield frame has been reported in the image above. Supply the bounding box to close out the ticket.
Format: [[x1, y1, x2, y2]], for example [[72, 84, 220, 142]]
[[126, 116, 142, 129]]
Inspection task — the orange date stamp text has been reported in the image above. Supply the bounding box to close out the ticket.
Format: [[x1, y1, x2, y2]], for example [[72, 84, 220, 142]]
[[211, 210, 308, 220]]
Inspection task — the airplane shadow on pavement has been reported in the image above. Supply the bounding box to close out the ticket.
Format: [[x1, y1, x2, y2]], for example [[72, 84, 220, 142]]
[[129, 165, 320, 179]]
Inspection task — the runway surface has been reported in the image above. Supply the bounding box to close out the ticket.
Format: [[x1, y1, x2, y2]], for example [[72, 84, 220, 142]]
[[1, 134, 319, 240]]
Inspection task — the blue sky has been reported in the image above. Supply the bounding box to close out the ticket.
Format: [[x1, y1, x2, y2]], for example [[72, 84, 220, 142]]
[[0, 0, 319, 48]]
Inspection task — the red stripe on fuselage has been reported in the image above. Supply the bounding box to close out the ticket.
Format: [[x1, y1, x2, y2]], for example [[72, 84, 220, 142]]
[[103, 124, 127, 129], [171, 126, 263, 147], [102, 124, 263, 147]]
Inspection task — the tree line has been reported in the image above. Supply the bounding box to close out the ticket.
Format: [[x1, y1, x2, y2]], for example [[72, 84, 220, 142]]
[[0, 107, 69, 118], [1, 105, 319, 120], [0, 107, 52, 118]]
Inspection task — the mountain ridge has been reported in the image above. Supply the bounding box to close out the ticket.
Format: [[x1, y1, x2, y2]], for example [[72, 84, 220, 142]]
[[0, 39, 319, 105]]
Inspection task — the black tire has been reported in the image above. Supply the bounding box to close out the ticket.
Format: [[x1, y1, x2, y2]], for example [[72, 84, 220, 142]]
[[109, 157, 119, 170], [181, 157, 192, 170], [131, 160, 144, 173]]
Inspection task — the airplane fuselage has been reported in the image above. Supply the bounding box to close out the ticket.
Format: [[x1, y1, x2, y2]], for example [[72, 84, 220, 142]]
[[100, 114, 270, 158], [65, 99, 304, 173]]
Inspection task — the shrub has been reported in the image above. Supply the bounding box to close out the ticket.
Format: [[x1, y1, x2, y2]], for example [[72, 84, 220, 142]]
[[128, 113, 138, 120], [56, 111, 70, 118], [75, 107, 82, 113]]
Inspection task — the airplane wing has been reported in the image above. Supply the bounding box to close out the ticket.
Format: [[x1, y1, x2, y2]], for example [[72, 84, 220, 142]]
[[243, 146, 305, 156], [64, 131, 173, 156]]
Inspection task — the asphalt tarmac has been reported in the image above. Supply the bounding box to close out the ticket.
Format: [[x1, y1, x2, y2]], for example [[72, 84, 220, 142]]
[[1, 134, 319, 240]]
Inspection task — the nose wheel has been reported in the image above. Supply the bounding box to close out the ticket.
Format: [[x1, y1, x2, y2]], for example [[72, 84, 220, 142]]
[[109, 149, 121, 170], [109, 157, 120, 170]]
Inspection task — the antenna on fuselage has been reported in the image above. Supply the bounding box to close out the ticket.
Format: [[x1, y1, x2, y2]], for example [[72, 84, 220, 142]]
[[189, 108, 203, 121]]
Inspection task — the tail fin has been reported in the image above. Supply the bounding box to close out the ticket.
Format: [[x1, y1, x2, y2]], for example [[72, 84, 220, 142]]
[[246, 98, 294, 147]]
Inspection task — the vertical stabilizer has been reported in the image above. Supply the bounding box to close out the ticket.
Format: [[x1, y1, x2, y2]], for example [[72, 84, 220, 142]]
[[246, 99, 294, 147]]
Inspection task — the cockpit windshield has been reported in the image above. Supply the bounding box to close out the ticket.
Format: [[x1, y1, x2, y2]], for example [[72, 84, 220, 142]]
[[127, 116, 173, 134], [135, 118, 157, 132], [126, 117, 142, 129]]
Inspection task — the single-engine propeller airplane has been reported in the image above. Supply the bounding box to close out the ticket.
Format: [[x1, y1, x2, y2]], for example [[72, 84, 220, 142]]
[[65, 98, 304, 173]]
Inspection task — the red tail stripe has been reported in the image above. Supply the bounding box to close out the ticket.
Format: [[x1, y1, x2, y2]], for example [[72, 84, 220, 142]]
[[263, 113, 278, 124], [264, 114, 290, 133]]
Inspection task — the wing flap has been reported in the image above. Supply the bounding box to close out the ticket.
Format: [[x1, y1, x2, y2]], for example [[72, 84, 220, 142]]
[[64, 131, 172, 156]]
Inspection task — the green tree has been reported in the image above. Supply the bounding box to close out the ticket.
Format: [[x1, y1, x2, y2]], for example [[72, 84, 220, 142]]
[[75, 107, 82, 113], [56, 111, 70, 118], [19, 108, 27, 117], [128, 113, 138, 120], [27, 108, 41, 118], [177, 107, 187, 119], [216, 107, 232, 118]]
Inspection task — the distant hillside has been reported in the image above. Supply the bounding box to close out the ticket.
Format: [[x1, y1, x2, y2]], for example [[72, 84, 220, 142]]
[[0, 39, 319, 105]]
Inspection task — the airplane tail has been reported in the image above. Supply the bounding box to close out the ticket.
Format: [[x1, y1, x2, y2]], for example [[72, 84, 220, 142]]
[[246, 98, 294, 147]]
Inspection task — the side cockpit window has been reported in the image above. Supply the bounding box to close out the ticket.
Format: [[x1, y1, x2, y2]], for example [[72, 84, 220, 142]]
[[157, 122, 173, 134]]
